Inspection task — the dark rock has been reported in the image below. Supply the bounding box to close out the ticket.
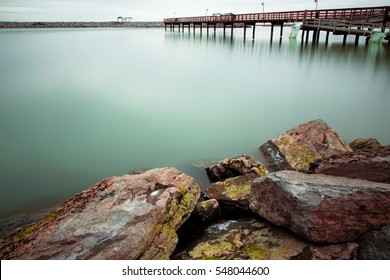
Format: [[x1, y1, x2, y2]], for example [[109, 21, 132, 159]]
[[358, 225, 390, 260], [205, 173, 258, 210], [250, 171, 390, 243], [190, 199, 221, 223], [172, 218, 358, 260], [309, 146, 390, 184], [260, 119, 352, 171], [349, 138, 382, 151], [206, 155, 267, 182], [0, 168, 200, 260], [293, 242, 359, 260]]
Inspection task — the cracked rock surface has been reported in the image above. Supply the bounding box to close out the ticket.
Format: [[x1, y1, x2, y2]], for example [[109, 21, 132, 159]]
[[0, 168, 200, 260]]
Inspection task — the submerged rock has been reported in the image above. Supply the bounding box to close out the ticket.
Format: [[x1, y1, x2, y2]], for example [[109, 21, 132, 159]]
[[260, 119, 352, 171], [0, 168, 200, 260], [358, 225, 390, 260], [172, 218, 358, 260], [206, 155, 267, 182], [349, 138, 382, 151], [309, 146, 390, 184], [250, 171, 390, 243], [205, 173, 258, 210]]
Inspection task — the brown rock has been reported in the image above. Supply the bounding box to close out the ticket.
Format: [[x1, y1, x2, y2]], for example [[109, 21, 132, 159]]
[[205, 173, 258, 210], [293, 242, 359, 260], [0, 168, 200, 260], [260, 119, 352, 171], [309, 146, 390, 184], [349, 138, 382, 151], [250, 171, 390, 243], [206, 155, 267, 182], [190, 199, 221, 223]]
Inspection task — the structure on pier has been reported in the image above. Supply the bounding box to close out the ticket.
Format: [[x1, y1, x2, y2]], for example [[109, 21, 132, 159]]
[[164, 6, 390, 45]]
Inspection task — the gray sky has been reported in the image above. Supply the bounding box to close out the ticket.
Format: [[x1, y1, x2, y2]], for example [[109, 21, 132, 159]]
[[0, 0, 389, 21]]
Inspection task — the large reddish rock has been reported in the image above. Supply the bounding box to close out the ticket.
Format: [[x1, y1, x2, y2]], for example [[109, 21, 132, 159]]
[[260, 120, 352, 171], [206, 155, 267, 182], [250, 171, 390, 243], [0, 168, 200, 260], [308, 146, 390, 184]]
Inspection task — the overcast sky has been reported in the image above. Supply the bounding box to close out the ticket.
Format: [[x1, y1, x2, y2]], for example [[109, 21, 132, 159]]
[[0, 0, 389, 21]]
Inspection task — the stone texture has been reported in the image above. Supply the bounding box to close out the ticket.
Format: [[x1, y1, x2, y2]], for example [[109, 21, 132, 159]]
[[0, 168, 200, 260], [260, 119, 352, 171], [205, 173, 258, 210], [250, 171, 390, 243], [358, 225, 390, 260], [293, 242, 359, 260], [172, 218, 358, 260], [309, 146, 390, 184], [190, 199, 221, 223], [206, 155, 267, 182], [349, 138, 382, 151]]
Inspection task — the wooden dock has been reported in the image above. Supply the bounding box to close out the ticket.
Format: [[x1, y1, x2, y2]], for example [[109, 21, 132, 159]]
[[164, 6, 390, 45]]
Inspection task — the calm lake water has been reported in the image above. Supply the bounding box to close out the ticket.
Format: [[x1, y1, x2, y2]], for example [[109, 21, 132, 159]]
[[0, 27, 389, 218]]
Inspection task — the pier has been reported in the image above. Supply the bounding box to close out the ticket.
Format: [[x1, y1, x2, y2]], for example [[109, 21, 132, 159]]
[[164, 6, 390, 45]]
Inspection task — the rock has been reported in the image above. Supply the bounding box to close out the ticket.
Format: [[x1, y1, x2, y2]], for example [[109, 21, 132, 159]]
[[293, 242, 359, 260], [250, 171, 390, 243], [206, 155, 267, 182], [0, 168, 200, 260], [172, 218, 358, 260], [190, 199, 221, 223], [260, 119, 352, 171], [205, 173, 258, 210], [309, 146, 390, 184], [349, 138, 382, 151], [358, 225, 390, 260]]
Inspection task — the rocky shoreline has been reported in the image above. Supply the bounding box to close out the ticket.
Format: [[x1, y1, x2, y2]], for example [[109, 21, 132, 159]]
[[0, 21, 164, 29], [1, 119, 389, 260]]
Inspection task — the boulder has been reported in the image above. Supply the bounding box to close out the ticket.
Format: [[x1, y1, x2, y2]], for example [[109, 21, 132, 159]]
[[349, 138, 382, 151], [172, 218, 358, 260], [190, 199, 221, 223], [0, 168, 200, 260], [358, 225, 390, 260], [206, 155, 267, 182], [260, 119, 352, 171], [309, 146, 390, 184], [205, 173, 258, 210], [250, 171, 390, 243]]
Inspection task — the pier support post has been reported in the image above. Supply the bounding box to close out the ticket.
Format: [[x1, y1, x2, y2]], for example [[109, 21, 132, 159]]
[[305, 29, 309, 45], [301, 29, 305, 42], [252, 24, 256, 39], [231, 24, 234, 37], [325, 31, 330, 46], [316, 31, 320, 44], [270, 24, 274, 43], [280, 23, 284, 43], [355, 35, 360, 46], [223, 23, 226, 37], [343, 34, 347, 45], [244, 23, 247, 40]]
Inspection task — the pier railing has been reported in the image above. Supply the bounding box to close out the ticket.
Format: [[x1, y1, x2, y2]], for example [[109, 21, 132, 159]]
[[164, 6, 389, 26]]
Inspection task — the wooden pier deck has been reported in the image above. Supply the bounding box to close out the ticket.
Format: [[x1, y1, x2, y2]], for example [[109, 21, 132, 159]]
[[164, 6, 390, 44]]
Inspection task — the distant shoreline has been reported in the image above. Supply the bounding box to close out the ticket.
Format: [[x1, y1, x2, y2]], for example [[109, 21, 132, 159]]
[[0, 21, 164, 29]]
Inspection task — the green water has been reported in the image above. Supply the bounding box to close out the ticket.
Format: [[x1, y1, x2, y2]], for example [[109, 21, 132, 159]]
[[0, 28, 389, 217]]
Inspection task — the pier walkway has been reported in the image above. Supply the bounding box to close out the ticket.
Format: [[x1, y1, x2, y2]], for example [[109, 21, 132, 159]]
[[164, 6, 390, 45]]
